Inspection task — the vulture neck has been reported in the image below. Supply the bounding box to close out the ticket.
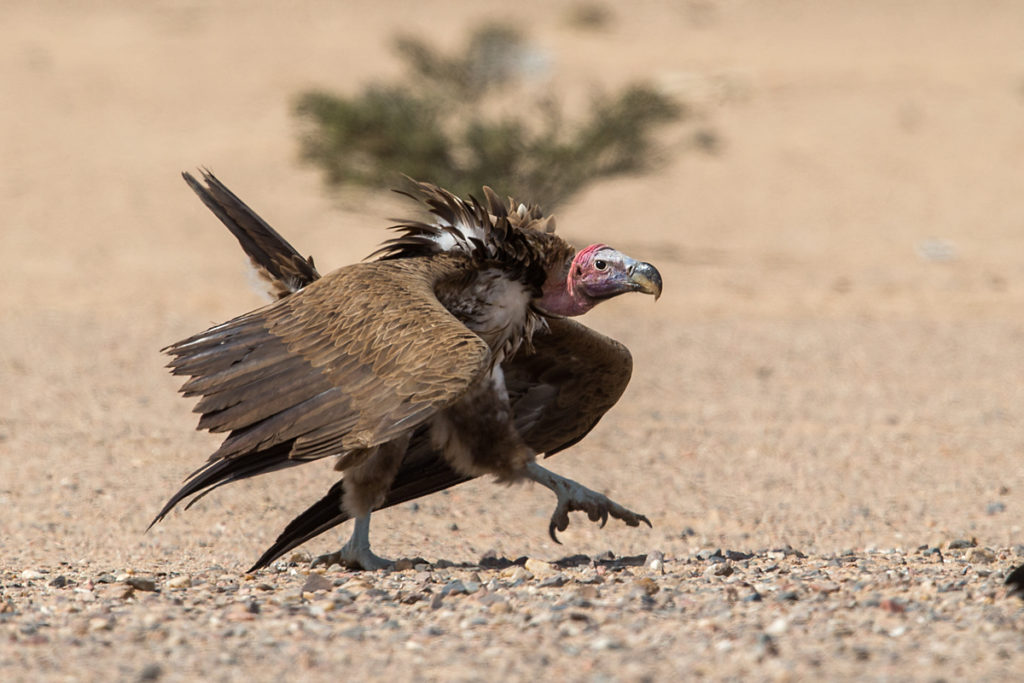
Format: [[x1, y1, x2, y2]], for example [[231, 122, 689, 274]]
[[539, 276, 595, 317]]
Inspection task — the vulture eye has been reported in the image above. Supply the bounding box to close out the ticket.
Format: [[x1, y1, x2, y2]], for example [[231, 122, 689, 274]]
[[594, 259, 607, 271]]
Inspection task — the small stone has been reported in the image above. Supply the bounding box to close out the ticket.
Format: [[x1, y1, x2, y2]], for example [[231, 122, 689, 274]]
[[645, 550, 665, 573], [524, 558, 555, 577], [966, 547, 996, 564], [725, 550, 754, 561], [342, 578, 373, 592], [539, 574, 567, 588], [302, 573, 334, 593], [713, 563, 734, 577], [89, 616, 114, 632], [165, 575, 191, 590], [441, 580, 468, 597], [765, 617, 789, 636], [225, 603, 256, 622], [633, 577, 660, 596], [489, 600, 512, 614], [879, 598, 906, 614], [755, 633, 779, 658], [987, 501, 1007, 515], [138, 663, 163, 681], [591, 636, 624, 650], [500, 566, 532, 582], [126, 577, 157, 592], [20, 569, 45, 581], [394, 558, 415, 571], [811, 581, 841, 594], [447, 522, 459, 531], [289, 550, 313, 564], [947, 538, 976, 550], [49, 575, 68, 588]]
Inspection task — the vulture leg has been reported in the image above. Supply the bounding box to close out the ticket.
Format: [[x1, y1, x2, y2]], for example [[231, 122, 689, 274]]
[[310, 514, 392, 570], [308, 435, 409, 570], [524, 463, 652, 544]]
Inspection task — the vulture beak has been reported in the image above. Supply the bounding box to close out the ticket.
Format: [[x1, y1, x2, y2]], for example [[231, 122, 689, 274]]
[[625, 260, 663, 300]]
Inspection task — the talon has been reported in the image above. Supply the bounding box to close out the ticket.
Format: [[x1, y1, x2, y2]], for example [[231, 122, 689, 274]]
[[548, 521, 562, 544], [599, 510, 609, 528], [311, 551, 341, 569]]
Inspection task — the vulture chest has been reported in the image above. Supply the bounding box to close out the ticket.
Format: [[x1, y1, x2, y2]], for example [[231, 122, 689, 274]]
[[430, 268, 541, 480], [438, 268, 536, 362]]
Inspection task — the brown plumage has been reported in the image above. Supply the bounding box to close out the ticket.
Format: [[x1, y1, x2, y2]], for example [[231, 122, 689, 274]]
[[153, 170, 663, 571]]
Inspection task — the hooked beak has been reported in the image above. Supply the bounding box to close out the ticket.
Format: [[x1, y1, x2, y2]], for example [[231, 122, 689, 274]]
[[625, 260, 663, 300]]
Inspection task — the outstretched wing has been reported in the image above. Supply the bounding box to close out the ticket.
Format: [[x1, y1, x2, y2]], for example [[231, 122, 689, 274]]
[[182, 170, 320, 298], [153, 256, 492, 525], [249, 317, 632, 569]]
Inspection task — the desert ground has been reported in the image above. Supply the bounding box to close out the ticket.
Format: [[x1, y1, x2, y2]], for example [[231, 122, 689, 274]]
[[2, 1, 1024, 680]]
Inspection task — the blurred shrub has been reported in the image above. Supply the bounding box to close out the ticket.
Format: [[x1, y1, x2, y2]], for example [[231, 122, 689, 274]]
[[295, 22, 684, 208]]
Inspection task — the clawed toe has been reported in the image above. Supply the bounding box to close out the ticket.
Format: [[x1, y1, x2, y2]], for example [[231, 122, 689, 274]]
[[311, 551, 343, 569], [546, 493, 651, 543]]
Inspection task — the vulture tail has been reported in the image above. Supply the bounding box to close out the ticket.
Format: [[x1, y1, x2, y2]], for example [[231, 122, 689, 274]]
[[183, 170, 321, 298], [149, 440, 301, 529], [249, 449, 473, 571]]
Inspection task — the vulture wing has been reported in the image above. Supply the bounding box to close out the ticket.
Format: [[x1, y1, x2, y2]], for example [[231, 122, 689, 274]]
[[152, 256, 492, 525], [249, 318, 632, 569], [182, 170, 320, 298]]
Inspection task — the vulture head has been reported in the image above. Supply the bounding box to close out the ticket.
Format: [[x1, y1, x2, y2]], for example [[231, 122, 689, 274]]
[[538, 242, 663, 317]]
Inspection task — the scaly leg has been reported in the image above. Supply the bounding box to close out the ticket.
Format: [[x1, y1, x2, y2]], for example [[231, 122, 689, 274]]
[[525, 462, 652, 543], [310, 514, 393, 570]]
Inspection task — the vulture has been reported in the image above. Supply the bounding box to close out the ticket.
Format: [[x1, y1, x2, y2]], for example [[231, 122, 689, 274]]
[[152, 170, 663, 571]]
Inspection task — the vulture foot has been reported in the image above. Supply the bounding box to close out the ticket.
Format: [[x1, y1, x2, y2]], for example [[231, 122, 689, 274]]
[[525, 463, 652, 544], [311, 513, 393, 571], [311, 547, 392, 571]]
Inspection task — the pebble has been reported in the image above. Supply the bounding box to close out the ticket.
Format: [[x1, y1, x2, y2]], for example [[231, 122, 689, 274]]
[[645, 550, 665, 573], [765, 617, 789, 636], [125, 577, 157, 592], [165, 575, 192, 589], [524, 559, 555, 577], [590, 636, 624, 651], [20, 569, 45, 581], [811, 580, 841, 594], [301, 573, 334, 593], [966, 548, 996, 564], [538, 574, 567, 588]]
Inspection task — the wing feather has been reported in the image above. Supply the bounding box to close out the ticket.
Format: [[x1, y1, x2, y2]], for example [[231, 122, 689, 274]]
[[155, 255, 492, 523]]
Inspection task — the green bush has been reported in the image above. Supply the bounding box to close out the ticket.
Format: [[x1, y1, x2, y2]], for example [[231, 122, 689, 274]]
[[295, 22, 686, 208]]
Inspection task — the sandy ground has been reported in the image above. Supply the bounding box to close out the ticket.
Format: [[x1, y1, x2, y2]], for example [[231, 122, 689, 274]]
[[2, 1, 1024, 680]]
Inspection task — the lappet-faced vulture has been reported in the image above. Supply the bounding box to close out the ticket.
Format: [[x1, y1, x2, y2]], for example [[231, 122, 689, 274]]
[[152, 171, 663, 571]]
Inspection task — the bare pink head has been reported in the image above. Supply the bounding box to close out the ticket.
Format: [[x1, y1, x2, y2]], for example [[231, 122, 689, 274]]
[[537, 243, 662, 317]]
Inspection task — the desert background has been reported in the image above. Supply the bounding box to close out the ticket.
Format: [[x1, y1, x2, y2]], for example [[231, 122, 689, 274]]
[[2, 1, 1024, 680]]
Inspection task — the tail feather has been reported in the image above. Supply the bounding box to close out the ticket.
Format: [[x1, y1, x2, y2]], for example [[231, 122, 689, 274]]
[[183, 170, 320, 298], [1007, 564, 1024, 599], [149, 440, 300, 529]]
